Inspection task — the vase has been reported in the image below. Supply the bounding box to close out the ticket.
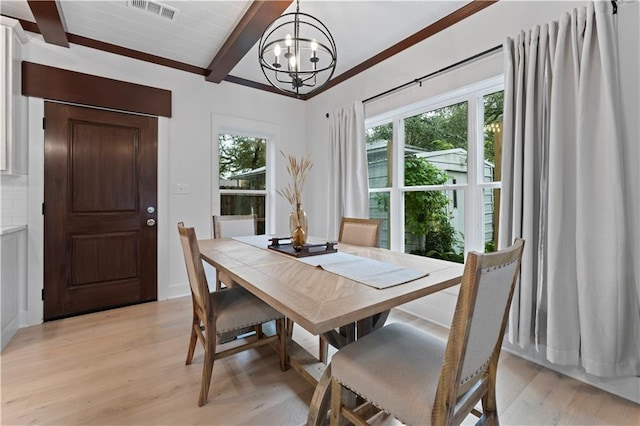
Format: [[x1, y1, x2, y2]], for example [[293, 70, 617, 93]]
[[289, 204, 308, 250]]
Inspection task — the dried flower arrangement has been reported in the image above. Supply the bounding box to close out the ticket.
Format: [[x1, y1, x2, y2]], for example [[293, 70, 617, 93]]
[[277, 151, 313, 212], [277, 152, 313, 248]]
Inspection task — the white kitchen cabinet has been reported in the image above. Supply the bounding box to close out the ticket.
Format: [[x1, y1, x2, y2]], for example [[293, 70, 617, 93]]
[[1, 17, 28, 176]]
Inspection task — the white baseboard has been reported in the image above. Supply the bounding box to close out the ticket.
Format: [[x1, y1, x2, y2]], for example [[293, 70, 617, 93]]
[[1, 315, 19, 352], [502, 342, 640, 405], [165, 281, 190, 300]]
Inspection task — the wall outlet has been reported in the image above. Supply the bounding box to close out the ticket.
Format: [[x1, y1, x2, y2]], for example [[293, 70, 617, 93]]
[[173, 183, 189, 194]]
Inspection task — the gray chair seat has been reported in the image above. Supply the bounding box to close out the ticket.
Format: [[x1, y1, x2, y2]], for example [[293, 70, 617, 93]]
[[213, 286, 283, 334], [332, 322, 446, 425]]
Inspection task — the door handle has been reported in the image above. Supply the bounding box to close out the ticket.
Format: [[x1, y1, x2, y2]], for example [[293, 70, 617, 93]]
[[146, 218, 156, 227]]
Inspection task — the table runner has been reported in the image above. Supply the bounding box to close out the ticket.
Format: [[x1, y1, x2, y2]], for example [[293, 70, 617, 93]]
[[232, 235, 427, 289]]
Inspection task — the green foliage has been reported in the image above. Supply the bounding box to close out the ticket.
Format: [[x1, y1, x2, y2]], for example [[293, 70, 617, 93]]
[[483, 91, 504, 124], [404, 103, 468, 151], [483, 91, 504, 164], [404, 157, 461, 261], [218, 134, 266, 179], [373, 192, 389, 213], [366, 92, 504, 165], [366, 123, 392, 144], [485, 240, 497, 253], [366, 103, 468, 152]]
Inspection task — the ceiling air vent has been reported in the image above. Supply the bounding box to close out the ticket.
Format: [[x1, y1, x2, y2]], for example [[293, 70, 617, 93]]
[[128, 0, 178, 21]]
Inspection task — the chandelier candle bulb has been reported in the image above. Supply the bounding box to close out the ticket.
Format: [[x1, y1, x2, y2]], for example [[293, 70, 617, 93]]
[[274, 44, 281, 67], [285, 34, 292, 57]]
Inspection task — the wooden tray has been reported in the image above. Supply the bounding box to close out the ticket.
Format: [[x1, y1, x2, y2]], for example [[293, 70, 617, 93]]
[[268, 237, 337, 258]]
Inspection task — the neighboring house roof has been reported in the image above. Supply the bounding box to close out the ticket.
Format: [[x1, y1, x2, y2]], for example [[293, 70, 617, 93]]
[[228, 166, 266, 180], [366, 140, 426, 156], [416, 147, 466, 158]]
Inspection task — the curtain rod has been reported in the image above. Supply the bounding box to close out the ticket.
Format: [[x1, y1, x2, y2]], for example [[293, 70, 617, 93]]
[[363, 43, 502, 105], [324, 43, 502, 118]]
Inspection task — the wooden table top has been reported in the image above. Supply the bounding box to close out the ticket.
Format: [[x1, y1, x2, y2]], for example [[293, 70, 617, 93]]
[[199, 238, 464, 335]]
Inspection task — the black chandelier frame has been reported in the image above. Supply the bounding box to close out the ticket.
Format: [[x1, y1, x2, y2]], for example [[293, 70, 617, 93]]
[[258, 2, 337, 97]]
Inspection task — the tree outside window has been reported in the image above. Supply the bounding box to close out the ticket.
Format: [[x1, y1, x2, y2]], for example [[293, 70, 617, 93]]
[[366, 85, 504, 260], [218, 134, 267, 234]]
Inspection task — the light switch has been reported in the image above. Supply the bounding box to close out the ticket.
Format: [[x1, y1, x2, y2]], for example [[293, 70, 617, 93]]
[[173, 183, 189, 194]]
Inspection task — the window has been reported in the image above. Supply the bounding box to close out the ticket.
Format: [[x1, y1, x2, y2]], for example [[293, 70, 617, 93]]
[[366, 77, 503, 261], [367, 122, 392, 249], [482, 91, 504, 252], [218, 133, 268, 234]]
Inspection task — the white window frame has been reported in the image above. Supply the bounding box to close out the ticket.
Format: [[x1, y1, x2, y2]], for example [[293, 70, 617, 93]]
[[365, 75, 504, 255], [211, 114, 279, 235]]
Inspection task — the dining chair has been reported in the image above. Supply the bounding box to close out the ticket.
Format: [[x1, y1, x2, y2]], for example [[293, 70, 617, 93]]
[[212, 214, 258, 290], [338, 217, 381, 247], [177, 222, 288, 406], [212, 214, 257, 239], [317, 216, 383, 364], [329, 238, 525, 426]]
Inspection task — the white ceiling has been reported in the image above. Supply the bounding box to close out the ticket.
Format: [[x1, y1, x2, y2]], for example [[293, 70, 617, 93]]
[[0, 0, 473, 89]]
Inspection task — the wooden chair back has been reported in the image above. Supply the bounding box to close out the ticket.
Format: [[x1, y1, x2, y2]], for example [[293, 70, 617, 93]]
[[211, 214, 257, 290], [338, 217, 381, 247], [213, 214, 257, 239], [433, 238, 525, 424], [177, 222, 209, 322]]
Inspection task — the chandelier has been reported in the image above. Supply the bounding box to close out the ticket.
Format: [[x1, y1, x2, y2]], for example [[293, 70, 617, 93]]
[[258, 0, 337, 97]]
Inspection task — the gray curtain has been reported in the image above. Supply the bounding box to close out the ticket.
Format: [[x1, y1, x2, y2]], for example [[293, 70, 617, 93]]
[[500, 1, 639, 377], [327, 101, 369, 241]]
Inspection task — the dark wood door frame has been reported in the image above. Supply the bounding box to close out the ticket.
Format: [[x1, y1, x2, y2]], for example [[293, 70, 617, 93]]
[[21, 65, 170, 320]]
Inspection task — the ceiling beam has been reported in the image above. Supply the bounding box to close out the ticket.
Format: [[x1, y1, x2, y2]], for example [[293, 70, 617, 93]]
[[205, 0, 292, 83], [27, 0, 68, 47]]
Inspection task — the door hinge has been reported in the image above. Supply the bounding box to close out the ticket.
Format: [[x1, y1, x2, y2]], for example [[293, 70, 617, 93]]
[[42, 202, 45, 215], [42, 288, 45, 301], [42, 117, 46, 129]]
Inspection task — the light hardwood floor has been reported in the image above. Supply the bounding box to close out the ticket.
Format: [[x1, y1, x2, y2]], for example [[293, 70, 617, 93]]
[[1, 297, 638, 425]]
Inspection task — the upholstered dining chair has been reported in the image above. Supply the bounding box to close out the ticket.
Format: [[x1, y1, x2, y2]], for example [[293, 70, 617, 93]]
[[317, 217, 383, 364], [212, 214, 257, 239], [177, 222, 288, 406], [329, 238, 525, 426], [212, 214, 258, 290], [338, 217, 381, 247]]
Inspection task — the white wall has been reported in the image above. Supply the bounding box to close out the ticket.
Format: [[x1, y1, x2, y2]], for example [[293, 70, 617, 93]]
[[304, 0, 639, 403], [21, 34, 307, 323]]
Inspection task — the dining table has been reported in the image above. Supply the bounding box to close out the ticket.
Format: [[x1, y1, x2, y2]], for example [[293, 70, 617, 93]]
[[198, 235, 464, 425]]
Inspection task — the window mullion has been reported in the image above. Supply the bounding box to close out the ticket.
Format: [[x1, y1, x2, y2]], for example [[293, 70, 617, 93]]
[[390, 115, 404, 252], [465, 94, 481, 255]]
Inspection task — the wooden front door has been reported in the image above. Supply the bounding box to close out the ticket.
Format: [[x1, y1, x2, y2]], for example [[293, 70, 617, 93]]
[[44, 102, 158, 320]]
